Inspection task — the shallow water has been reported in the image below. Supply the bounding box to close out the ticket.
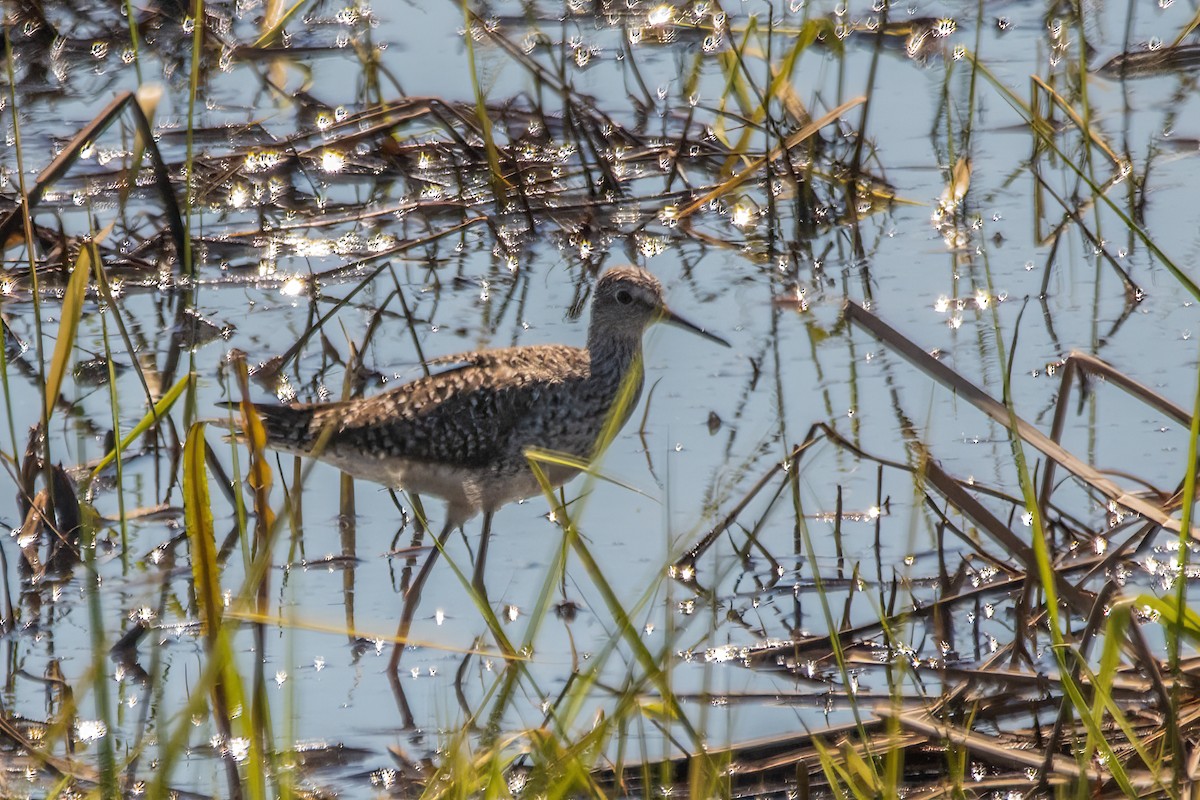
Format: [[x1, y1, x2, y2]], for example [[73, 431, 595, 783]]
[[1, 0, 1199, 795]]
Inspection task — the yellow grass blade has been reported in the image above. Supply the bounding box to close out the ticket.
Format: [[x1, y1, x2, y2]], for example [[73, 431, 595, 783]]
[[43, 246, 91, 421], [183, 422, 223, 636]]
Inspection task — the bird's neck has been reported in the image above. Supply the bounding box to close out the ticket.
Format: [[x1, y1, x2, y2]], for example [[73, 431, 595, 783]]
[[587, 330, 645, 386], [586, 333, 646, 452]]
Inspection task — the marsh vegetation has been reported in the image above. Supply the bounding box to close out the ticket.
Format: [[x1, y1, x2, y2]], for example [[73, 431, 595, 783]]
[[2, 0, 1200, 797]]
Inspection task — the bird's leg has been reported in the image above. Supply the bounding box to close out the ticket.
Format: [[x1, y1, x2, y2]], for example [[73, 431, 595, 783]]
[[389, 518, 456, 673], [471, 511, 493, 597]]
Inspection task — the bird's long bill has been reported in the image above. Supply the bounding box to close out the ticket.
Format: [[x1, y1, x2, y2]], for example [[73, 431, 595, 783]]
[[658, 305, 731, 348]]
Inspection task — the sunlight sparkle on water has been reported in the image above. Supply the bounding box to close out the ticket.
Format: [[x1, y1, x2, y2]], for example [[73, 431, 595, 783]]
[[637, 232, 672, 258], [669, 563, 695, 582], [77, 720, 107, 741], [228, 183, 250, 209], [321, 149, 346, 173], [244, 149, 283, 173], [290, 236, 334, 258], [705, 644, 744, 664], [648, 5, 674, 26], [731, 201, 757, 230], [227, 738, 250, 762]]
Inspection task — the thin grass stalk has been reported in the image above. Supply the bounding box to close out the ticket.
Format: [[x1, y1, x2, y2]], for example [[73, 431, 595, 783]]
[[122, 0, 144, 81], [461, 0, 508, 203], [0, 321, 17, 465], [528, 458, 701, 745], [1166, 6, 1200, 46], [275, 596, 298, 800], [87, 372, 192, 479], [945, 703, 976, 794], [1169, 347, 1200, 674], [121, 546, 177, 789], [252, 0, 310, 47], [518, 470, 677, 783], [128, 90, 189, 268], [1087, 603, 1172, 790], [793, 475, 881, 792], [512, 507, 636, 751], [3, 35, 52, 476], [714, 18, 759, 152], [423, 526, 518, 659], [522, 360, 709, 762], [148, 609, 253, 798], [845, 6, 883, 225], [184, 0, 204, 278], [810, 736, 863, 799], [181, 422, 257, 800], [965, 0, 984, 153], [968, 52, 1197, 302], [232, 364, 278, 797], [988, 278, 1139, 796], [874, 594, 914, 797], [95, 267, 129, 554], [81, 492, 118, 796], [87, 263, 184, 477], [43, 242, 93, 423]]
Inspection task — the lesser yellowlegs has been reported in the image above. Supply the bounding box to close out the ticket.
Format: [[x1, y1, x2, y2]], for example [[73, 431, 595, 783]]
[[243, 265, 728, 529], [232, 265, 728, 650]]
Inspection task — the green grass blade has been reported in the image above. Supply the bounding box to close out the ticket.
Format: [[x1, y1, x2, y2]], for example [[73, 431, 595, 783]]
[[184, 422, 222, 634], [1169, 350, 1200, 672], [88, 372, 193, 480], [462, 5, 509, 202]]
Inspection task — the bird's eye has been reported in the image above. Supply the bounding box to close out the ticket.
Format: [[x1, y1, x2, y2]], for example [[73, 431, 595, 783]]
[[616, 289, 633, 305]]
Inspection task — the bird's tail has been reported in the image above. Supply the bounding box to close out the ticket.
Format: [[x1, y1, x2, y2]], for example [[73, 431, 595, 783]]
[[217, 400, 318, 453]]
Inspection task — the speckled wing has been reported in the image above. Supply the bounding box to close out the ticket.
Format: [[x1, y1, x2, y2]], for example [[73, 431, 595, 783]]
[[256, 344, 591, 469]]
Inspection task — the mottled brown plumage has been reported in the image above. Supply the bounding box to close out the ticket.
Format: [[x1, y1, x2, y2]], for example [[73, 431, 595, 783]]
[[245, 266, 728, 527]]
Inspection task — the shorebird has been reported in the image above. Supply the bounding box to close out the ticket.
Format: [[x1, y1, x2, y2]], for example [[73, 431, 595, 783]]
[[231, 265, 728, 638]]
